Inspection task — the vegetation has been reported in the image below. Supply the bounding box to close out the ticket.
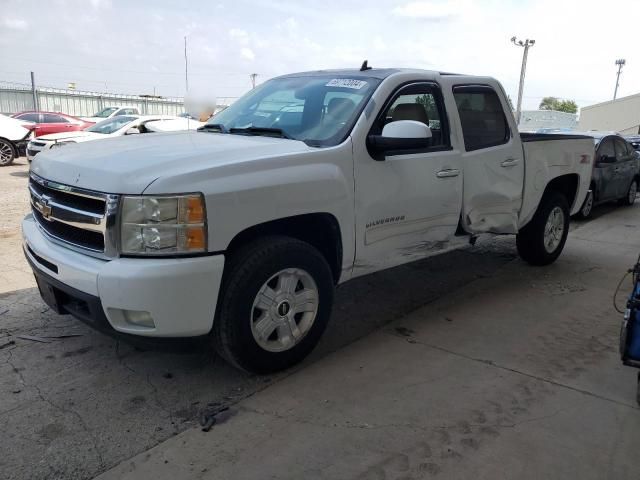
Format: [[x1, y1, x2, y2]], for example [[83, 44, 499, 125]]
[[538, 97, 578, 114]]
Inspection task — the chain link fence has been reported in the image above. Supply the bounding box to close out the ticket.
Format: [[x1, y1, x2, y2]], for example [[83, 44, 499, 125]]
[[0, 81, 240, 117]]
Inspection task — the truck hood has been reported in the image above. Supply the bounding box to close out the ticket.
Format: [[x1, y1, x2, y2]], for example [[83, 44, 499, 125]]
[[30, 130, 313, 194]]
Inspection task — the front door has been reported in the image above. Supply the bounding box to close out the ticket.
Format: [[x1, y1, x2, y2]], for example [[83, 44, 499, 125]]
[[452, 85, 524, 234], [352, 82, 463, 277]]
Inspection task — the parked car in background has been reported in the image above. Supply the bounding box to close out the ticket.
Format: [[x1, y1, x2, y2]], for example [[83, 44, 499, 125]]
[[11, 111, 94, 138], [81, 106, 140, 123], [0, 114, 33, 165], [576, 132, 640, 218], [624, 135, 640, 151], [26, 115, 202, 161]]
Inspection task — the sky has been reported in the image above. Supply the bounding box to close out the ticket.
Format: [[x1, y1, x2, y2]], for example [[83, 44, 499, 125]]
[[1, 0, 639, 111]]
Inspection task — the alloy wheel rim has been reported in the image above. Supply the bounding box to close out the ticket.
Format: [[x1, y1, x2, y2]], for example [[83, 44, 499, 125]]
[[250, 268, 319, 353], [0, 142, 12, 164], [582, 192, 593, 217], [543, 206, 565, 254]]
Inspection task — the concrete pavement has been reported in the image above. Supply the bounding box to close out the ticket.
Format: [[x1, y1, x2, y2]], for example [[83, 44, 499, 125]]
[[97, 205, 640, 479], [0, 162, 517, 480]]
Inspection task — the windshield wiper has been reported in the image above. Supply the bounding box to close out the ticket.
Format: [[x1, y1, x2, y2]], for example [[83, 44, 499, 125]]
[[229, 126, 292, 139], [198, 123, 228, 133]]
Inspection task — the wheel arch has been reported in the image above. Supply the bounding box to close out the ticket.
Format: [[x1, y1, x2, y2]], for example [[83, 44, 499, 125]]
[[543, 173, 579, 210], [225, 213, 344, 284]]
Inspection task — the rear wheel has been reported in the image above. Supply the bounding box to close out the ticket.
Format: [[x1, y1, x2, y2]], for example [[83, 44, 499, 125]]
[[213, 236, 334, 373], [0, 139, 16, 166], [621, 180, 638, 206], [516, 191, 570, 266]]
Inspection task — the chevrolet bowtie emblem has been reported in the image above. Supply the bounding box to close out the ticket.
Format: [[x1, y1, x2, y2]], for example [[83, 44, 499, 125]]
[[37, 195, 53, 220]]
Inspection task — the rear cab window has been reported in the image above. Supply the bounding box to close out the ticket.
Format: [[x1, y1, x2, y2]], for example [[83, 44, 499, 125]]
[[453, 86, 510, 151]]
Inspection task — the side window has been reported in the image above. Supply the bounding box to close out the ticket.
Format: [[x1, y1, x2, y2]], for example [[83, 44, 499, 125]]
[[614, 138, 631, 160], [373, 83, 449, 150], [42, 114, 68, 123], [453, 87, 510, 151], [17, 113, 40, 122], [598, 139, 615, 160]]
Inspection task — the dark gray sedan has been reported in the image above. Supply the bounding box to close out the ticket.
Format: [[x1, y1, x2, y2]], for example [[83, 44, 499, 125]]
[[576, 132, 640, 218]]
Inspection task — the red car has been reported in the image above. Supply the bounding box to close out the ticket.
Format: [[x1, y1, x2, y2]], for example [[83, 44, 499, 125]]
[[11, 111, 94, 137]]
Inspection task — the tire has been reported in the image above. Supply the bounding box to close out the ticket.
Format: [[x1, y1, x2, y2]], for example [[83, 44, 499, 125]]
[[620, 180, 638, 206], [213, 236, 334, 373], [0, 139, 16, 166], [575, 190, 593, 219], [516, 191, 570, 266]]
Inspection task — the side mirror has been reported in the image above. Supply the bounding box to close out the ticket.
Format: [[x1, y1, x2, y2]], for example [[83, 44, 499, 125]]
[[367, 120, 432, 161], [125, 127, 140, 135]]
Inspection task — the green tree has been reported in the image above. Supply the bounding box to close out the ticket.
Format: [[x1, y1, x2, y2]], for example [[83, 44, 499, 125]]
[[539, 96, 559, 110], [538, 96, 578, 114], [557, 99, 578, 114]]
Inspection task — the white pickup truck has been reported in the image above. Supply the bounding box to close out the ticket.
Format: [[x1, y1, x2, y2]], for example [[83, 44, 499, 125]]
[[23, 67, 594, 373]]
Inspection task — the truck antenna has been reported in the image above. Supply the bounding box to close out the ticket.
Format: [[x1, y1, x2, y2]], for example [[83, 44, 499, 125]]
[[360, 60, 372, 71]]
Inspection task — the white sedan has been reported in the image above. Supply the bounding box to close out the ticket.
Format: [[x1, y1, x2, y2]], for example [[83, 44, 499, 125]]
[[26, 115, 203, 161]]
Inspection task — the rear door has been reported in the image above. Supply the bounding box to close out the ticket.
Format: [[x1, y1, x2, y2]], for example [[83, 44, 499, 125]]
[[38, 114, 75, 136], [452, 85, 524, 234], [613, 137, 637, 198], [594, 137, 618, 201]]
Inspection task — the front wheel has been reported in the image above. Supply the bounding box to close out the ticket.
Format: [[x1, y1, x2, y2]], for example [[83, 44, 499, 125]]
[[0, 139, 16, 166], [213, 236, 334, 373], [516, 192, 570, 266]]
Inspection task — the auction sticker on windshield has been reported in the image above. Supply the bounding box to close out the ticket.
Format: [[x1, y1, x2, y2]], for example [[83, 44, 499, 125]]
[[325, 79, 368, 89]]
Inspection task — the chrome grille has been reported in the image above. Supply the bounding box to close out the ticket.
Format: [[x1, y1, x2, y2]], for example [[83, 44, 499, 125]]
[[29, 173, 119, 258]]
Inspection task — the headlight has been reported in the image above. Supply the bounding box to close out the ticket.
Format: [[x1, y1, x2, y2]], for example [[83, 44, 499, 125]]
[[50, 141, 75, 149], [120, 194, 207, 255]]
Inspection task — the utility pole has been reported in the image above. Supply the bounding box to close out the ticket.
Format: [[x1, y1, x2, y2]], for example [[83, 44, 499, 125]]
[[30, 71, 39, 110], [184, 36, 189, 93], [511, 36, 535, 125], [614, 58, 626, 100], [250, 73, 258, 89]]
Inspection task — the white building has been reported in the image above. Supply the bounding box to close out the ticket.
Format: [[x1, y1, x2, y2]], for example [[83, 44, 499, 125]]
[[579, 93, 640, 135], [518, 110, 578, 132]]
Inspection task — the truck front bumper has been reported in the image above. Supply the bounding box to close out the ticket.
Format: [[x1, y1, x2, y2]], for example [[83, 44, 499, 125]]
[[22, 214, 225, 339]]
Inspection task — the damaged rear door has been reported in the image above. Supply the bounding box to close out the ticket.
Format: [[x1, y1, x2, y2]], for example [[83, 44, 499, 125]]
[[453, 85, 524, 234]]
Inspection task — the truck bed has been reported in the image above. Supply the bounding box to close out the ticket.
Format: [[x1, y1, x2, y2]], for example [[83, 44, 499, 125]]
[[518, 134, 594, 228]]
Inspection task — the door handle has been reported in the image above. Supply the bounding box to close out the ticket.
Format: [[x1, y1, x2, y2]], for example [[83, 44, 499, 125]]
[[501, 158, 519, 167], [436, 169, 460, 178]]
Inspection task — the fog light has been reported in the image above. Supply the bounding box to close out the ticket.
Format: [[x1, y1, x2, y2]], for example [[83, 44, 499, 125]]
[[122, 309, 155, 328]]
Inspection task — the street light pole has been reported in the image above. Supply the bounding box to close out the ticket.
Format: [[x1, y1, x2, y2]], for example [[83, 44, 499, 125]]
[[614, 58, 626, 100], [511, 36, 535, 125]]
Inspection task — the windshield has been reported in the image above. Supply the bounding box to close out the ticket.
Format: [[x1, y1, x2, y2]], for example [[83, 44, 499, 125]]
[[92, 107, 118, 118], [85, 116, 137, 134], [206, 75, 380, 146]]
